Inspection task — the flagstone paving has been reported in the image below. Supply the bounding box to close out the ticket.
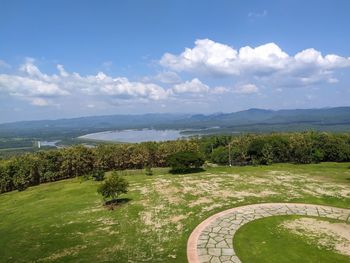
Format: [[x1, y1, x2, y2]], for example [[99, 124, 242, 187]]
[[187, 203, 350, 263]]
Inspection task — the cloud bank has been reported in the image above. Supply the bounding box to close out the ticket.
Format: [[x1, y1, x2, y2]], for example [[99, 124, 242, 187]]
[[0, 60, 173, 106], [160, 39, 350, 85], [0, 39, 349, 109]]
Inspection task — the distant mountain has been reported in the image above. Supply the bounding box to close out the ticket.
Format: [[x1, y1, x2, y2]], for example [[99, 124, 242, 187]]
[[1, 107, 350, 139], [185, 107, 350, 127], [0, 113, 189, 139]]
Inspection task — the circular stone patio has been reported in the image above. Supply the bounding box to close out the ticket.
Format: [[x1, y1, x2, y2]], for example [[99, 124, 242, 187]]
[[187, 203, 350, 263]]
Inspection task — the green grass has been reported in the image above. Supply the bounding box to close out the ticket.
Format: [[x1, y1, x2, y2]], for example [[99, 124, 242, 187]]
[[234, 215, 350, 263], [0, 162, 349, 262]]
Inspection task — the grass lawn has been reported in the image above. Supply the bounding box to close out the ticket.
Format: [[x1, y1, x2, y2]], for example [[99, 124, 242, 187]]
[[0, 162, 349, 262], [234, 215, 350, 263]]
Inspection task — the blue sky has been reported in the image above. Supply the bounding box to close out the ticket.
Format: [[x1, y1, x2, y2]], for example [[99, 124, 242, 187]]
[[0, 0, 350, 123]]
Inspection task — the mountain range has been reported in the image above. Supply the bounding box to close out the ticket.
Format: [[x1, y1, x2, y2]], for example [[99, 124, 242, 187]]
[[1, 107, 350, 139]]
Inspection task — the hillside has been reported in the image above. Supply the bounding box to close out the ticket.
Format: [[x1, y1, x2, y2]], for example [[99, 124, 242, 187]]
[[1, 164, 349, 262], [1, 107, 350, 140]]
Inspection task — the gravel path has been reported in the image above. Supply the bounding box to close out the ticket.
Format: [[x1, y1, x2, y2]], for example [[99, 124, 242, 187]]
[[187, 203, 350, 263]]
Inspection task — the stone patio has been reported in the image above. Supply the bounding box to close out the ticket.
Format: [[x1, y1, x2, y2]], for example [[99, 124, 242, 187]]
[[187, 203, 350, 263]]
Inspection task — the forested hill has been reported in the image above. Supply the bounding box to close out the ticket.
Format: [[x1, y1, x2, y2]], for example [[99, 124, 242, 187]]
[[180, 107, 350, 133], [1, 107, 350, 139]]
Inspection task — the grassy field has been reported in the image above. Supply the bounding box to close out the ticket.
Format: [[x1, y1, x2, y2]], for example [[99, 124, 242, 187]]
[[0, 163, 349, 262], [234, 215, 350, 263]]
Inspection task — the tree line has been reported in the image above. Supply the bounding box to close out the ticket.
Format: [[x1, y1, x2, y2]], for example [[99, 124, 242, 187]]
[[0, 140, 199, 193], [1, 131, 350, 193], [205, 132, 350, 165]]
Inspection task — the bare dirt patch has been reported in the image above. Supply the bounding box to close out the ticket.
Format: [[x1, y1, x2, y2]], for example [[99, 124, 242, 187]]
[[38, 245, 87, 262], [170, 214, 187, 223], [152, 179, 183, 204], [281, 217, 350, 256], [188, 196, 213, 207], [265, 170, 350, 199]]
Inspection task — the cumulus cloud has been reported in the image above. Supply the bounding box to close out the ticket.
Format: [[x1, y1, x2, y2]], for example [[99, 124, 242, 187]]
[[0, 60, 173, 106], [0, 74, 68, 97], [233, 83, 259, 94], [154, 71, 182, 84], [160, 39, 240, 75], [73, 71, 170, 100], [30, 97, 51, 106], [2, 38, 349, 110], [210, 86, 230, 94], [172, 78, 209, 94], [0, 61, 70, 106], [160, 39, 350, 85]]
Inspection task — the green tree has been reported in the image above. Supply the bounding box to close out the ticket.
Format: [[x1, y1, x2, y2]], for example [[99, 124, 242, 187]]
[[145, 166, 153, 176], [94, 145, 116, 171], [91, 170, 105, 181], [129, 145, 149, 169], [143, 142, 158, 168], [97, 172, 129, 202], [11, 154, 40, 191], [37, 150, 63, 183], [289, 133, 313, 164], [260, 143, 273, 165], [231, 135, 254, 164], [0, 161, 16, 193], [167, 151, 205, 173], [210, 146, 229, 165], [60, 145, 94, 178], [266, 135, 290, 163]]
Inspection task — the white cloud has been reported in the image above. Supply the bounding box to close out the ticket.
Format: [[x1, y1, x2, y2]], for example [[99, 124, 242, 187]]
[[328, 78, 339, 83], [0, 60, 71, 106], [0, 74, 69, 97], [2, 39, 349, 112], [210, 86, 230, 94], [160, 39, 350, 85], [294, 48, 350, 68], [248, 10, 268, 18], [154, 71, 182, 84], [172, 78, 209, 94], [233, 83, 259, 94], [0, 60, 174, 106], [31, 98, 50, 106], [57, 64, 69, 77], [160, 39, 239, 75], [66, 71, 170, 100]]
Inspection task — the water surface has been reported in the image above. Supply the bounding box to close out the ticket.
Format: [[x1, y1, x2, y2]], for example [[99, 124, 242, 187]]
[[80, 129, 186, 143]]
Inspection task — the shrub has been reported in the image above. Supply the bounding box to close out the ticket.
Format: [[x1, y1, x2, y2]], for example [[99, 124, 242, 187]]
[[260, 144, 273, 165], [311, 149, 324, 163], [167, 151, 205, 173], [247, 138, 274, 165], [91, 170, 105, 181], [97, 172, 129, 202], [289, 133, 313, 164], [145, 166, 153, 176], [210, 146, 229, 165]]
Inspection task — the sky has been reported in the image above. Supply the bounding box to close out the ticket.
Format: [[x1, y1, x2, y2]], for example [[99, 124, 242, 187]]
[[0, 0, 350, 123]]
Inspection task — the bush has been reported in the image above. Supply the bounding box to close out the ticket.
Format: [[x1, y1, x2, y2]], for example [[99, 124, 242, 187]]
[[210, 146, 229, 165], [145, 166, 153, 176], [260, 144, 273, 165], [91, 170, 105, 181], [97, 172, 129, 202], [167, 151, 205, 173]]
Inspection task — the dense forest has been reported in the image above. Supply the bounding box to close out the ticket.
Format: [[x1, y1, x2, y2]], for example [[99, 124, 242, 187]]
[[1, 131, 350, 193]]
